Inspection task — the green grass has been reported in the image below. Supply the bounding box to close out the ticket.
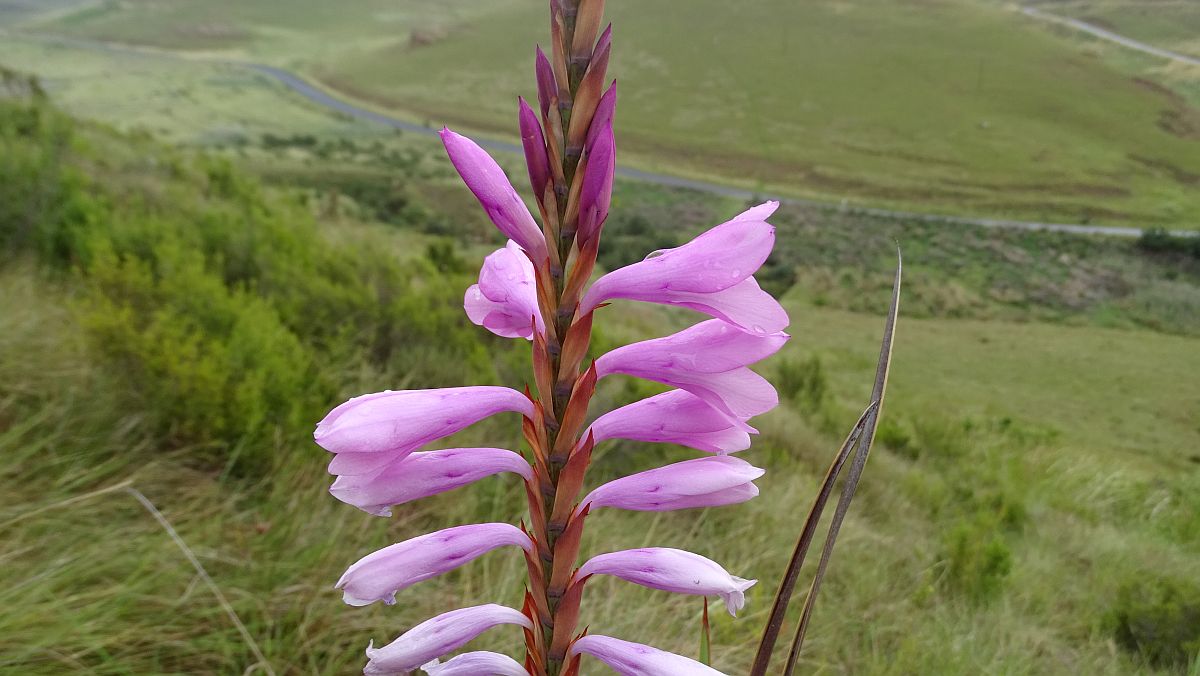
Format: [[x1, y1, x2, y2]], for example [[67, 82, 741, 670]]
[[1044, 0, 1200, 58], [0, 36, 383, 145], [22, 0, 1200, 229]]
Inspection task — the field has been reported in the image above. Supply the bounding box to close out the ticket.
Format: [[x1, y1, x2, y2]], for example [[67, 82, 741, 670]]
[[3, 0, 1200, 228], [1042, 0, 1200, 58]]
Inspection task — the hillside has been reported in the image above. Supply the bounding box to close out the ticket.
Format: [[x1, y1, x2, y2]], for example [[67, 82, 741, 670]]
[[1, 85, 1199, 675], [7, 0, 1200, 228]]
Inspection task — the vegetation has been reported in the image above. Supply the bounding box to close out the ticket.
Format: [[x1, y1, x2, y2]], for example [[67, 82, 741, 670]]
[[0, 39, 1198, 676], [7, 0, 1200, 228]]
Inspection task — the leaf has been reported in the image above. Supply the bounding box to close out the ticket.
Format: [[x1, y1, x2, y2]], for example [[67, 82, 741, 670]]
[[750, 249, 901, 676]]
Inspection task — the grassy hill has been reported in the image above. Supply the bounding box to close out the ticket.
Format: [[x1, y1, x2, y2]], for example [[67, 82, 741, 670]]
[[1, 88, 1199, 675], [9, 0, 1200, 229]]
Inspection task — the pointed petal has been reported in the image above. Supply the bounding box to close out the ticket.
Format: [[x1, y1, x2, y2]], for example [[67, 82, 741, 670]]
[[569, 634, 728, 676], [315, 387, 533, 472], [595, 275, 789, 333], [364, 605, 532, 674], [587, 389, 753, 454], [580, 201, 780, 312], [595, 321, 786, 419], [337, 524, 532, 606], [330, 448, 532, 516], [440, 128, 547, 261], [581, 456, 764, 512], [421, 651, 527, 676], [578, 547, 757, 616]]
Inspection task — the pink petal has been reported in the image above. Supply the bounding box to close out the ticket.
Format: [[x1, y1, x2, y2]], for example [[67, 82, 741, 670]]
[[587, 389, 753, 454], [421, 651, 527, 676], [364, 605, 532, 674], [337, 524, 531, 606], [578, 547, 757, 617], [315, 387, 533, 474], [330, 448, 533, 517], [598, 275, 789, 333], [439, 128, 547, 262], [595, 320, 787, 419], [464, 241, 543, 340], [580, 201, 780, 312], [581, 456, 764, 512], [569, 634, 728, 676]]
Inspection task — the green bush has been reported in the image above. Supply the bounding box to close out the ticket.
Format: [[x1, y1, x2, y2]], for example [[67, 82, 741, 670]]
[[775, 355, 829, 412], [1107, 577, 1200, 669], [0, 97, 510, 473], [936, 514, 1012, 603]]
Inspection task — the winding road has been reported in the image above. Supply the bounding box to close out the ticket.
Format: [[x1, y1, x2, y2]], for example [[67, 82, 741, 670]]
[[1021, 6, 1200, 68], [6, 23, 1198, 238]]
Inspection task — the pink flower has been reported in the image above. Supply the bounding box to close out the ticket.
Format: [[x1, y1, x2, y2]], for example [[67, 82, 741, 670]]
[[595, 320, 788, 419], [337, 524, 532, 606], [420, 651, 526, 676], [581, 456, 764, 512], [579, 202, 787, 332], [364, 604, 532, 675], [315, 387, 533, 476], [569, 634, 728, 676], [587, 389, 753, 454], [463, 241, 543, 339], [578, 547, 756, 616], [330, 448, 533, 517], [439, 128, 547, 262]]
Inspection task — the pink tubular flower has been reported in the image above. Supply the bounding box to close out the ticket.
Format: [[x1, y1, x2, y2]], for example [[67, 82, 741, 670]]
[[578, 547, 756, 616], [581, 456, 764, 512], [463, 241, 543, 340], [365, 604, 532, 675], [579, 202, 788, 333], [595, 319, 788, 419], [569, 634, 728, 676], [439, 128, 548, 263], [587, 389, 753, 454], [315, 387, 533, 476], [330, 448, 533, 517], [337, 524, 532, 606], [420, 651, 527, 676]]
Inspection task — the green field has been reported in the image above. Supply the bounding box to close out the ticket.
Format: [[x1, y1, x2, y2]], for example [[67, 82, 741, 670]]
[[6, 0, 1200, 228], [1045, 0, 1200, 58], [1, 83, 1199, 676]]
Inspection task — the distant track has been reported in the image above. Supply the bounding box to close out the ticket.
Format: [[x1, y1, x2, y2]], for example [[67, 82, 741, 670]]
[[1021, 6, 1200, 68], [8, 31, 1197, 238]]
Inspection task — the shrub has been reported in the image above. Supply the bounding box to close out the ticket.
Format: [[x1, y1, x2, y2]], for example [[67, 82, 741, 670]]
[[936, 514, 1012, 603], [1107, 577, 1200, 669]]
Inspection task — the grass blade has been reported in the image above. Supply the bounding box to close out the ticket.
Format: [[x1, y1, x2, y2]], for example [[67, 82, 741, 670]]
[[751, 249, 901, 676]]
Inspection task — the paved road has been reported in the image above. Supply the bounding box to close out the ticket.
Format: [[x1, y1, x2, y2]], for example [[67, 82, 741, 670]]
[[8, 31, 1197, 238], [1022, 6, 1200, 67]]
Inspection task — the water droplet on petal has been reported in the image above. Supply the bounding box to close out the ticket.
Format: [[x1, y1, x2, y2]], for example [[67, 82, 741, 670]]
[[751, 324, 767, 334], [644, 249, 666, 260]]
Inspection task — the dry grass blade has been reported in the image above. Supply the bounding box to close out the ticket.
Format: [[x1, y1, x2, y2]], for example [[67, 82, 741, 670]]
[[124, 487, 277, 676], [750, 249, 901, 676], [747, 402, 878, 676], [782, 250, 901, 675]]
